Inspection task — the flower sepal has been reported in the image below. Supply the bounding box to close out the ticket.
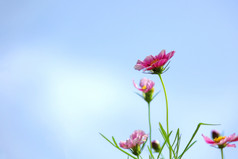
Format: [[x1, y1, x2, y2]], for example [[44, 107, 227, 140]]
[[144, 87, 154, 103], [130, 144, 141, 156], [152, 66, 164, 74]]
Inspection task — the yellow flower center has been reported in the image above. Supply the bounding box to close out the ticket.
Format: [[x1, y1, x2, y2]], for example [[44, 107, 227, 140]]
[[214, 136, 226, 143], [151, 59, 159, 65], [142, 85, 147, 90]]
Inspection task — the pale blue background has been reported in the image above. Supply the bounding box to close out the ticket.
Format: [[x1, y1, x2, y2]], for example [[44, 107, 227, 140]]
[[0, 0, 238, 159]]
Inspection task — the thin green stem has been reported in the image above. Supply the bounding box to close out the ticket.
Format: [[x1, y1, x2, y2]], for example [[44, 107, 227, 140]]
[[158, 74, 169, 134], [158, 74, 171, 159], [148, 102, 152, 149], [221, 148, 224, 159]]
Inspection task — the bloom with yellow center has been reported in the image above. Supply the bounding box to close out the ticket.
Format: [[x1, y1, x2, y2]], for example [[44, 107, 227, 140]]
[[134, 49, 175, 74], [133, 78, 155, 93], [214, 136, 226, 143], [202, 130, 238, 148]]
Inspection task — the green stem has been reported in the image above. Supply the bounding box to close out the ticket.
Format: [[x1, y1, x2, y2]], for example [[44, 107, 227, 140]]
[[158, 74, 171, 159], [221, 148, 224, 159], [148, 102, 152, 149], [158, 74, 169, 134]]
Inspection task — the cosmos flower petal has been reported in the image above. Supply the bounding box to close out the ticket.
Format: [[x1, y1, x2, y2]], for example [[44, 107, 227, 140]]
[[119, 141, 128, 149], [228, 133, 238, 142], [226, 144, 236, 148], [136, 60, 145, 65], [134, 78, 154, 93], [134, 50, 175, 73], [232, 136, 238, 142], [139, 78, 148, 87], [120, 130, 148, 149], [156, 49, 166, 60], [134, 64, 146, 71], [202, 134, 216, 144], [133, 80, 144, 92], [153, 59, 168, 68], [166, 51, 175, 60], [218, 138, 228, 145], [143, 55, 155, 65]]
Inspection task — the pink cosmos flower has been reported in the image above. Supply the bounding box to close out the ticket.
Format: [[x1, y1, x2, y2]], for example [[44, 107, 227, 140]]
[[133, 78, 155, 93], [134, 49, 175, 74], [119, 130, 148, 149], [202, 130, 238, 148]]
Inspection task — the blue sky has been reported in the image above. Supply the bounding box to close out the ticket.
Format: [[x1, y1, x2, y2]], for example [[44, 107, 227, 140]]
[[0, 0, 238, 159]]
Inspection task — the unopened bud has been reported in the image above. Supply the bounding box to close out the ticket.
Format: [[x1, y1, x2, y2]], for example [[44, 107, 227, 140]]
[[151, 140, 161, 152]]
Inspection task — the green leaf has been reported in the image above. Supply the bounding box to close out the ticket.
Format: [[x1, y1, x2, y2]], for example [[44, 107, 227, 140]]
[[135, 92, 144, 99], [179, 123, 219, 159], [112, 136, 119, 147], [158, 123, 167, 138], [141, 137, 148, 152], [99, 133, 137, 159], [175, 134, 181, 158], [157, 141, 167, 159], [152, 91, 161, 100], [172, 128, 180, 147], [158, 123, 176, 158], [147, 146, 155, 159], [157, 132, 173, 159], [185, 140, 197, 152], [171, 128, 181, 158], [100, 133, 115, 147]]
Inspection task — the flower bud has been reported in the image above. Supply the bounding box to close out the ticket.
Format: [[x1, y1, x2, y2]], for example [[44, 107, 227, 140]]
[[151, 140, 161, 152], [133, 78, 155, 103], [144, 87, 154, 103]]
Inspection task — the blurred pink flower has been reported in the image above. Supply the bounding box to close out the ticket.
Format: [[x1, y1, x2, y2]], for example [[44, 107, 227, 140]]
[[202, 131, 238, 148], [134, 49, 175, 74], [133, 78, 155, 93], [119, 130, 148, 149]]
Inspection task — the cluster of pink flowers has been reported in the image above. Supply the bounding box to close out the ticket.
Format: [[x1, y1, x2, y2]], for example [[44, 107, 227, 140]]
[[101, 48, 238, 159], [202, 130, 238, 148], [133, 78, 155, 93], [134, 49, 175, 73], [119, 130, 148, 149]]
